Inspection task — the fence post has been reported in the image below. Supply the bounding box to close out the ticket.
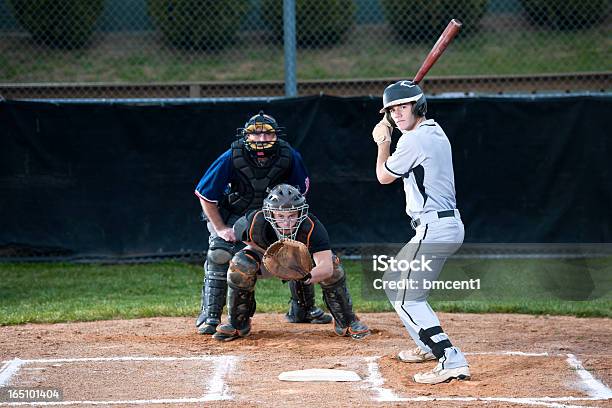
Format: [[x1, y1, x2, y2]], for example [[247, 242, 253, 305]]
[[283, 0, 297, 97]]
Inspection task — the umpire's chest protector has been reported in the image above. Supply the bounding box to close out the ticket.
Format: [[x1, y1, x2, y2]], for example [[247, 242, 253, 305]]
[[227, 139, 293, 214]]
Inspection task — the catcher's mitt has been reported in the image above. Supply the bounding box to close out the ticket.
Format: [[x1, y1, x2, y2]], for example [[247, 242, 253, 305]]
[[263, 238, 313, 281]]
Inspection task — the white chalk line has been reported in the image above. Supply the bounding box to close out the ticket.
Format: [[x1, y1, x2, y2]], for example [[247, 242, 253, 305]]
[[203, 355, 237, 401], [362, 356, 610, 407], [0, 356, 227, 365], [566, 354, 612, 399], [0, 355, 238, 406], [0, 359, 24, 387], [362, 356, 402, 401], [461, 348, 612, 400], [466, 351, 551, 357], [2, 352, 610, 406]]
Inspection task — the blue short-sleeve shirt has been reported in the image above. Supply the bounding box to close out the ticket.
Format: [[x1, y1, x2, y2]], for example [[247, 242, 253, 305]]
[[195, 148, 310, 203]]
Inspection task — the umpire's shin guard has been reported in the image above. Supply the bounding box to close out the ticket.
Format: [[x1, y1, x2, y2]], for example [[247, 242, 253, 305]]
[[196, 260, 228, 329]]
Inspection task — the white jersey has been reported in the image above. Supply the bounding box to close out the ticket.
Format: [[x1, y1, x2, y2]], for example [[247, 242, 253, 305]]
[[384, 119, 457, 219]]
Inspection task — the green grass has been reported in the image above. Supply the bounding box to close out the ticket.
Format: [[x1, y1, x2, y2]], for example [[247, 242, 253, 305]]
[[0, 26, 609, 83], [1, 258, 610, 325]]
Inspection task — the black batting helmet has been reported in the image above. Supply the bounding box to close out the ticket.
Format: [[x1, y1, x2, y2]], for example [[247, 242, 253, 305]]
[[380, 80, 427, 117]]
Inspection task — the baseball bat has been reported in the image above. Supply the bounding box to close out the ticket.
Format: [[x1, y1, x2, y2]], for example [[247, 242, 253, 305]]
[[413, 19, 463, 85]]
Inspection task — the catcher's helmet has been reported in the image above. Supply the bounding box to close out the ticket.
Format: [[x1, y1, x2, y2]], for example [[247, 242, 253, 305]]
[[263, 184, 309, 240], [379, 80, 427, 117], [237, 111, 285, 165]]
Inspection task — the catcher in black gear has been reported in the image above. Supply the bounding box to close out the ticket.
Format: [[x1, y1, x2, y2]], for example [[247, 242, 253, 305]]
[[212, 184, 370, 342]]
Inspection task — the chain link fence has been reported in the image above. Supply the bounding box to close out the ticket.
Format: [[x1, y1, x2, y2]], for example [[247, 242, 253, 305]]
[[0, 0, 610, 99]]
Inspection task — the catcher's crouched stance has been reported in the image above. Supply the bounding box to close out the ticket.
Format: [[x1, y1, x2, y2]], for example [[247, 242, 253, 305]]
[[213, 184, 370, 341]]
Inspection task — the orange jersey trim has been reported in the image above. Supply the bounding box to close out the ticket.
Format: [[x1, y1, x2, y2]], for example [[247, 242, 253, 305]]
[[248, 210, 264, 242], [304, 217, 315, 247]]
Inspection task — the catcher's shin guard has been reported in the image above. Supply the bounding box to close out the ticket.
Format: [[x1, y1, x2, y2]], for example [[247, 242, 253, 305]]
[[286, 281, 332, 324], [196, 260, 228, 333], [225, 285, 256, 330], [321, 275, 370, 340], [213, 285, 255, 342], [219, 250, 259, 339]]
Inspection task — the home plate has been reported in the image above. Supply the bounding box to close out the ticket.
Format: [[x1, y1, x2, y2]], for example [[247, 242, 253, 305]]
[[279, 368, 361, 382]]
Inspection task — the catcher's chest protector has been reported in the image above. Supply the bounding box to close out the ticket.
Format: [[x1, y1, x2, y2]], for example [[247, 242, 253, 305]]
[[225, 139, 293, 215], [250, 213, 315, 250]]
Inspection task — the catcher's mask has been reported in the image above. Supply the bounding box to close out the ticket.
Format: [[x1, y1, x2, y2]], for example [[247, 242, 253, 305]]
[[380, 80, 427, 125], [263, 184, 309, 240], [237, 111, 285, 166]]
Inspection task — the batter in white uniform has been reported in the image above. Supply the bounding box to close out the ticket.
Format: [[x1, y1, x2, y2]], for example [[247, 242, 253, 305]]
[[372, 80, 470, 384]]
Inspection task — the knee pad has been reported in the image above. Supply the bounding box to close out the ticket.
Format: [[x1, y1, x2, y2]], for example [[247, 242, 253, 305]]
[[320, 254, 345, 286], [228, 250, 259, 291], [208, 248, 232, 265], [207, 236, 235, 264]]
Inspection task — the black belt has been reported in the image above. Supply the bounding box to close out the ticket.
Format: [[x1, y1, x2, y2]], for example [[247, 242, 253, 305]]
[[412, 210, 456, 229]]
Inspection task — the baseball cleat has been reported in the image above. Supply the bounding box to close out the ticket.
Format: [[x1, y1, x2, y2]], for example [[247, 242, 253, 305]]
[[195, 311, 207, 327], [349, 326, 371, 340], [197, 323, 217, 335], [334, 320, 371, 340], [307, 313, 333, 324], [212, 323, 250, 342], [397, 347, 436, 363], [413, 364, 470, 384], [285, 306, 332, 324]]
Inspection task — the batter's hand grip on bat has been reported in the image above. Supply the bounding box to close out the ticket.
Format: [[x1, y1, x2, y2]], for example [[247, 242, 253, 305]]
[[413, 19, 463, 85]]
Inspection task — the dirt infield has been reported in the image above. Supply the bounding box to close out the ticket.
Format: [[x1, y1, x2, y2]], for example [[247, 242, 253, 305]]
[[1, 312, 611, 407]]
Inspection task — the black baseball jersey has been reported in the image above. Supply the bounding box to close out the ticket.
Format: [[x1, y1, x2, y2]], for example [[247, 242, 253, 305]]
[[234, 210, 331, 254]]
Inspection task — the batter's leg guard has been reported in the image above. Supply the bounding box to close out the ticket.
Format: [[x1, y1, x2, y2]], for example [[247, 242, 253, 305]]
[[286, 281, 332, 324], [321, 275, 370, 340], [213, 250, 258, 342], [196, 237, 234, 335], [418, 326, 453, 359]]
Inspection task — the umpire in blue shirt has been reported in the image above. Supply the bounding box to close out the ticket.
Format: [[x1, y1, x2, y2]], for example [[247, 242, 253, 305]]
[[194, 111, 331, 334]]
